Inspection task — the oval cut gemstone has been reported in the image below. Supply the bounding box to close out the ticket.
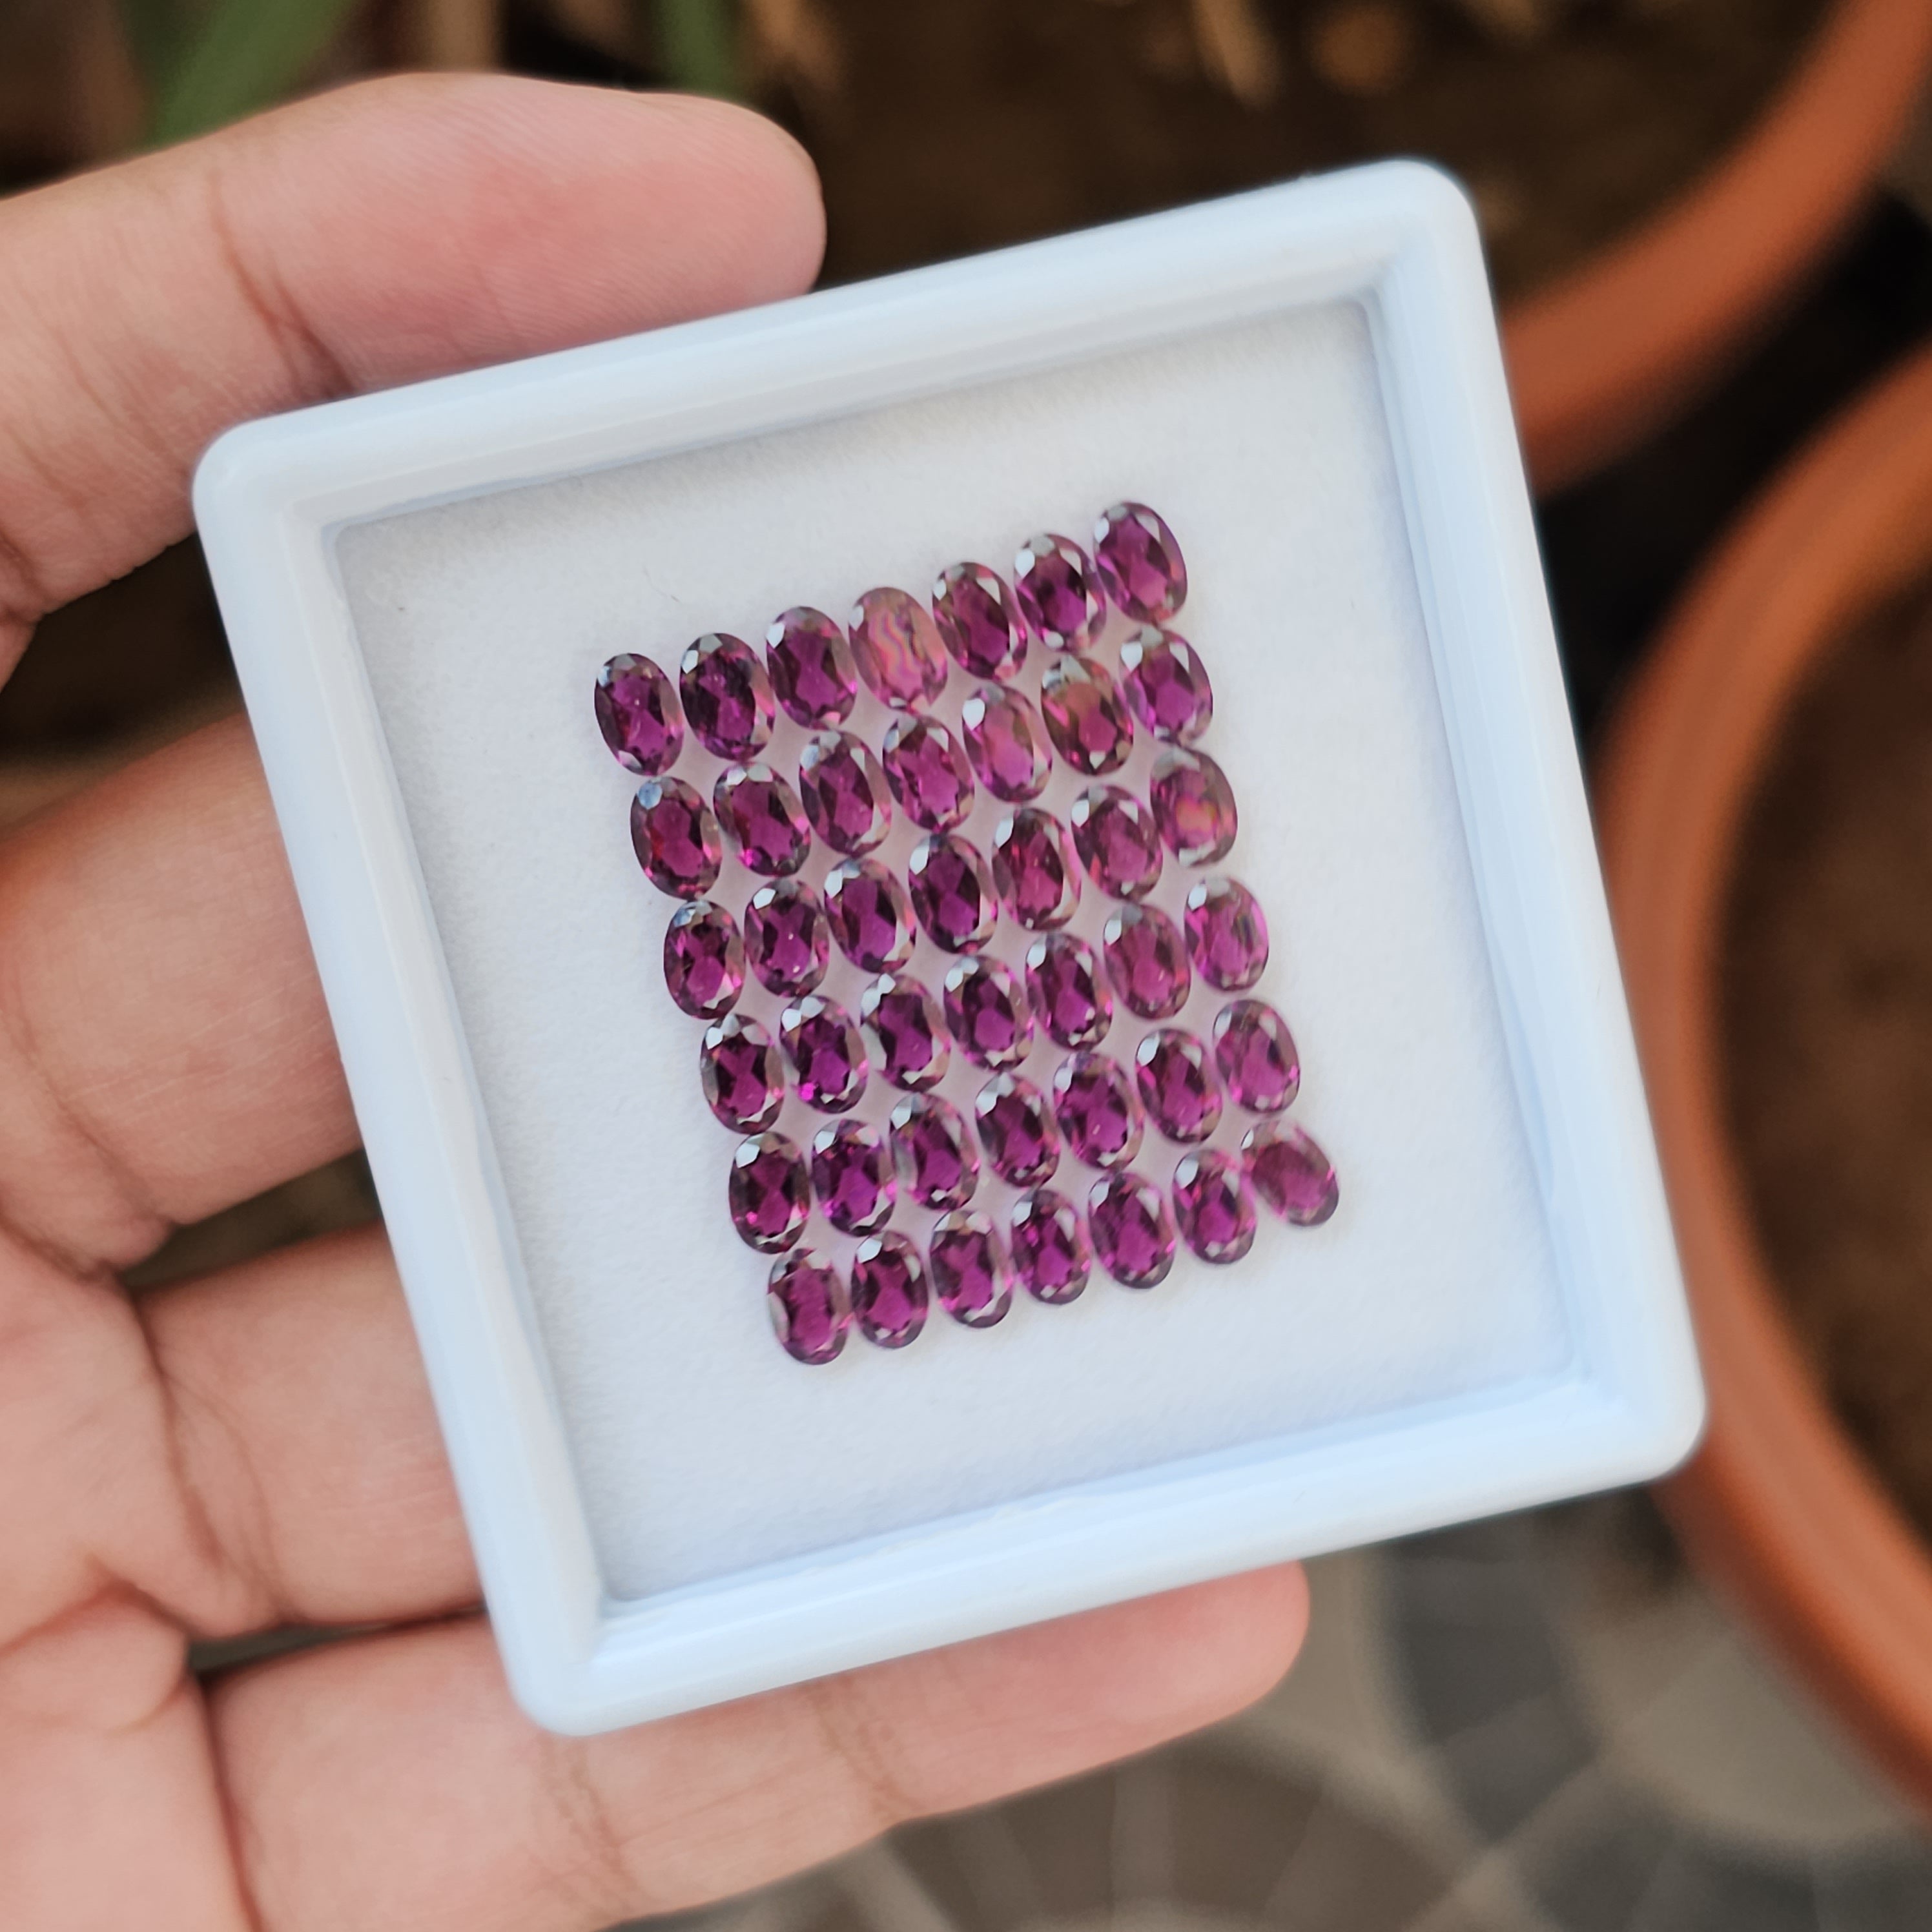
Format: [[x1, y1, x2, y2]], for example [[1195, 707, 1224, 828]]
[[943, 955, 1034, 1069], [1088, 1171, 1177, 1289], [768, 1249, 848, 1364], [825, 858, 915, 972], [809, 1119, 895, 1235], [779, 994, 868, 1113], [799, 730, 892, 856], [991, 808, 1081, 930], [663, 899, 744, 1018], [1008, 1187, 1091, 1303], [974, 1073, 1060, 1187], [881, 715, 975, 832], [859, 972, 952, 1091], [1014, 533, 1104, 652], [714, 763, 810, 876], [1150, 747, 1238, 866], [1069, 785, 1162, 900], [1025, 932, 1114, 1049], [631, 776, 722, 899], [742, 878, 829, 997], [1214, 999, 1300, 1113], [1102, 904, 1191, 1019], [850, 1231, 929, 1348], [1039, 655, 1134, 776], [1184, 876, 1269, 990], [1242, 1120, 1339, 1226], [595, 653, 683, 774], [929, 1210, 1011, 1328], [1172, 1147, 1257, 1264], [765, 607, 859, 726], [909, 833, 998, 953], [889, 1093, 980, 1209], [679, 632, 775, 759], [1052, 1050, 1144, 1169], [700, 1014, 785, 1132], [850, 586, 947, 710], [1093, 502, 1188, 624], [1118, 628, 1212, 743], [961, 684, 1051, 802], [728, 1131, 810, 1252], [1135, 1028, 1224, 1144], [933, 562, 1026, 681]]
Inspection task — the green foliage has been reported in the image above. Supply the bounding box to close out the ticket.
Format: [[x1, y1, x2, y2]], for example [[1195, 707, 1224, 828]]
[[653, 0, 741, 100]]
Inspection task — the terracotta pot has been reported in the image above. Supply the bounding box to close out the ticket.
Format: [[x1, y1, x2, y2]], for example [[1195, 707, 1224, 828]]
[[1506, 0, 1932, 494], [1598, 340, 1932, 1810]]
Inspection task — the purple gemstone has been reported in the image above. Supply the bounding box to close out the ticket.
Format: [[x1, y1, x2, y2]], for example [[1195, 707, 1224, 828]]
[[1052, 1050, 1144, 1170], [631, 776, 723, 899], [595, 653, 683, 774], [961, 685, 1051, 802], [1135, 1028, 1224, 1144], [882, 715, 975, 832], [909, 833, 998, 953], [943, 956, 1035, 1069], [1008, 1187, 1091, 1303], [850, 586, 948, 710], [1039, 655, 1134, 776], [679, 633, 775, 759], [1015, 533, 1104, 652], [1184, 877, 1269, 990], [766, 607, 859, 726], [780, 994, 868, 1113], [1242, 1120, 1339, 1226], [663, 899, 743, 1018], [768, 1249, 849, 1364], [991, 808, 1081, 931], [1150, 747, 1238, 866], [728, 1131, 810, 1253], [714, 763, 810, 877], [700, 1014, 785, 1131], [974, 1073, 1060, 1187], [1102, 904, 1191, 1019], [743, 878, 829, 998], [1172, 1148, 1257, 1264], [889, 1093, 980, 1209], [859, 972, 952, 1091], [850, 1231, 929, 1348], [1088, 1171, 1177, 1289], [809, 1118, 895, 1235], [825, 858, 915, 972], [1093, 502, 1188, 624], [929, 1210, 1011, 1328], [1025, 932, 1113, 1049], [799, 730, 892, 856], [1069, 784, 1162, 901], [1214, 999, 1300, 1113], [1118, 628, 1212, 743], [933, 562, 1026, 681]]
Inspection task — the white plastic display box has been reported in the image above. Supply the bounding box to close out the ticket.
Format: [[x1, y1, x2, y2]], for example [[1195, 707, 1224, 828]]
[[194, 160, 1701, 1736]]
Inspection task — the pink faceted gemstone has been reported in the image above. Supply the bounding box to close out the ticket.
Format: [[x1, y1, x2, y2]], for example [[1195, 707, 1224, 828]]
[[909, 833, 998, 953], [961, 684, 1051, 802], [809, 1119, 896, 1235], [943, 955, 1035, 1070], [765, 607, 859, 726], [850, 1231, 929, 1348], [679, 633, 775, 759], [1093, 502, 1188, 624], [663, 899, 743, 1019], [1039, 655, 1134, 776], [779, 994, 868, 1113], [1008, 1187, 1091, 1304], [1184, 877, 1269, 990], [728, 1131, 810, 1253], [974, 1073, 1061, 1187], [1242, 1120, 1339, 1226], [890, 1093, 980, 1209], [859, 972, 952, 1091], [1150, 747, 1238, 866], [631, 776, 723, 899], [1102, 904, 1192, 1019], [799, 730, 892, 856], [1014, 533, 1104, 652], [933, 562, 1027, 681], [700, 1014, 785, 1132], [1213, 999, 1300, 1113], [1088, 1170, 1177, 1288], [1118, 628, 1212, 743], [1135, 1028, 1224, 1144], [825, 858, 915, 972], [714, 763, 810, 876], [595, 653, 684, 774], [743, 878, 829, 997], [1069, 784, 1162, 900], [882, 715, 976, 832], [991, 808, 1081, 931], [1052, 1050, 1144, 1170], [1171, 1147, 1257, 1264], [850, 586, 948, 710], [929, 1210, 1011, 1328], [1025, 932, 1114, 1049], [767, 1249, 849, 1364]]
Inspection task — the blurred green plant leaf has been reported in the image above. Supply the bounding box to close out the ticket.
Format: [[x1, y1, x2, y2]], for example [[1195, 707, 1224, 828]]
[[652, 0, 740, 99]]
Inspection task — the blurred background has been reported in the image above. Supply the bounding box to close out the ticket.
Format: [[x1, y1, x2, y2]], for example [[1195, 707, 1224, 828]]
[[12, 2, 1932, 1927]]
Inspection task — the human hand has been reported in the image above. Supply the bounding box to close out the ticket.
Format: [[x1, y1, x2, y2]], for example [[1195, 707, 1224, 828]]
[[0, 76, 1306, 1931]]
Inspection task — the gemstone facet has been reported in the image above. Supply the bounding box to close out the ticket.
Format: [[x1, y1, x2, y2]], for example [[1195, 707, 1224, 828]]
[[933, 562, 1026, 681], [768, 1249, 848, 1364], [1213, 999, 1300, 1113], [780, 994, 868, 1113], [799, 730, 892, 856], [1135, 1028, 1224, 1144], [929, 1211, 1011, 1328], [1015, 533, 1104, 652], [943, 955, 1035, 1069], [1093, 502, 1187, 623], [991, 808, 1081, 930], [974, 1073, 1060, 1186], [859, 972, 951, 1091], [850, 1231, 929, 1348], [700, 1014, 785, 1131], [809, 1118, 896, 1235], [1008, 1187, 1091, 1302], [1118, 628, 1212, 743], [881, 715, 975, 832], [728, 1131, 810, 1252], [1172, 1147, 1257, 1264], [909, 833, 998, 952], [961, 685, 1051, 801], [1025, 932, 1114, 1049], [1069, 784, 1162, 900], [1039, 655, 1134, 775], [825, 858, 915, 972], [850, 586, 947, 710], [631, 776, 723, 898], [663, 899, 744, 1018], [1150, 746, 1238, 865], [595, 653, 683, 773], [1184, 876, 1269, 990], [743, 878, 829, 997], [1242, 1121, 1339, 1225], [714, 763, 810, 876], [1102, 904, 1191, 1019], [1088, 1171, 1177, 1288], [890, 1093, 980, 1209], [766, 607, 859, 726], [1052, 1051, 1144, 1170], [679, 632, 775, 759]]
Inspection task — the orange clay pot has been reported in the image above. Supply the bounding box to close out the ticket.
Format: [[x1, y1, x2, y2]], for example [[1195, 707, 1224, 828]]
[[1598, 340, 1932, 1811], [1505, 0, 1932, 494]]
